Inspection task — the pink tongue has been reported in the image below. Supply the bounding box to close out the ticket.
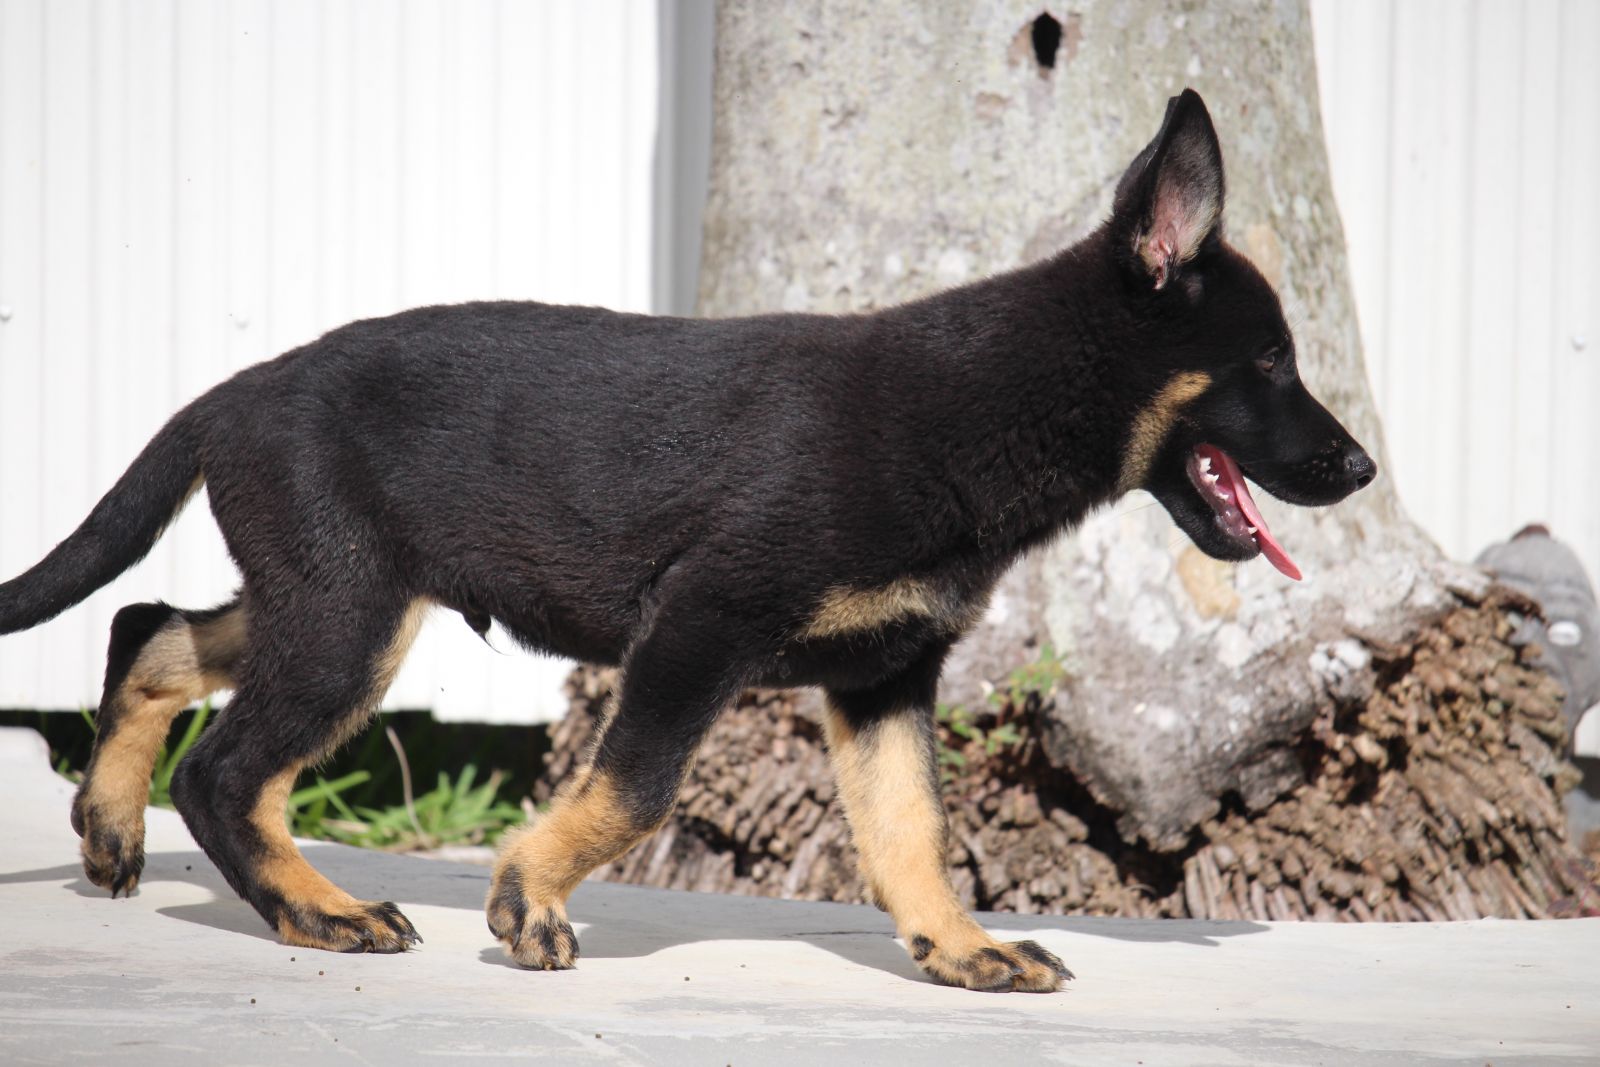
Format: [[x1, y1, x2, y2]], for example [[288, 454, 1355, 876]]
[[1212, 449, 1302, 581]]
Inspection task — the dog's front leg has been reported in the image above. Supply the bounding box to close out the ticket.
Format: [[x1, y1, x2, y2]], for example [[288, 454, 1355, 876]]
[[824, 652, 1073, 993], [487, 613, 740, 970]]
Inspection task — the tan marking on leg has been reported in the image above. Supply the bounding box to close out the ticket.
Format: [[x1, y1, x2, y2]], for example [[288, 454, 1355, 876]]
[[251, 764, 360, 916], [801, 577, 944, 639], [373, 599, 429, 693], [488, 769, 652, 969], [252, 597, 429, 858], [242, 603, 429, 951], [321, 598, 430, 752], [1117, 370, 1212, 493], [191, 604, 248, 676], [246, 763, 417, 952], [498, 771, 642, 904], [489, 660, 726, 969], [821, 705, 959, 924], [822, 703, 1068, 992], [109, 604, 246, 774], [77, 604, 246, 893]]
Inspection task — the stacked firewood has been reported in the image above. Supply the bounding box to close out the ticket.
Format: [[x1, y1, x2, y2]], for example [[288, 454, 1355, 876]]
[[536, 588, 1600, 919], [1183, 594, 1593, 921]]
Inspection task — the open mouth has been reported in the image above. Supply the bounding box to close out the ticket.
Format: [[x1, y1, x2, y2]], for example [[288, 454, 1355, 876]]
[[1186, 444, 1302, 580]]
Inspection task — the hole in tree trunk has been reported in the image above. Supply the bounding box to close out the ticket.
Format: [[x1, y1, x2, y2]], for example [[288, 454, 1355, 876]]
[[1030, 13, 1062, 73]]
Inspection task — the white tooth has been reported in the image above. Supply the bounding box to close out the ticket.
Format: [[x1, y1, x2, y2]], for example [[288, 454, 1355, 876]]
[[1204, 473, 1219, 485], [1248, 525, 1258, 535], [1200, 456, 1213, 472]]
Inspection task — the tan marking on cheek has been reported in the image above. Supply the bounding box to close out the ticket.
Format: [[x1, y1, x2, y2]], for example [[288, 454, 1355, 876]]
[[801, 578, 944, 639], [1117, 370, 1212, 493], [496, 772, 641, 905]]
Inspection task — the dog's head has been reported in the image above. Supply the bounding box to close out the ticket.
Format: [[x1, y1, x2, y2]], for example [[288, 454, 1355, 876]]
[[1107, 90, 1375, 580]]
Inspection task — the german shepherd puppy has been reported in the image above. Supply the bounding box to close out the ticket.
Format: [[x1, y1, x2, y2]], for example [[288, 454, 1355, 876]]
[[0, 90, 1372, 992]]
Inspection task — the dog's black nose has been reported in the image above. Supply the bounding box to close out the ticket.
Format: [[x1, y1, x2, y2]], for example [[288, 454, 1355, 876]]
[[1344, 446, 1376, 489]]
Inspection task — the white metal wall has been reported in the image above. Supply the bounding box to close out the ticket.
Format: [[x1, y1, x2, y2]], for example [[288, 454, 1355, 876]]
[[1312, 0, 1600, 586], [0, 0, 657, 720]]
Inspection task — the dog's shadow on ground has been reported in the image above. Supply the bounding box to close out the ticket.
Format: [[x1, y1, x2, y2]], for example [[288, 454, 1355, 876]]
[[1, 842, 1267, 984]]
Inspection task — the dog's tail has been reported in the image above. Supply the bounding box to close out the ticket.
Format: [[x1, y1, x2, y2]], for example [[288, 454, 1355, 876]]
[[0, 407, 203, 635]]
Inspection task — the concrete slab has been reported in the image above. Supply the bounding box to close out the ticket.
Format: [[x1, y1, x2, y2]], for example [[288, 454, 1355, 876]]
[[0, 725, 1596, 1066]]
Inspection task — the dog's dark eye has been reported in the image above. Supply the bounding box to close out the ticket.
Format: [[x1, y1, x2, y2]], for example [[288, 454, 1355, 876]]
[[1255, 350, 1279, 375]]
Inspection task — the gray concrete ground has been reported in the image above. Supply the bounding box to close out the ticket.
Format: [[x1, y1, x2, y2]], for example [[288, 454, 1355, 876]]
[[1, 726, 1596, 1066]]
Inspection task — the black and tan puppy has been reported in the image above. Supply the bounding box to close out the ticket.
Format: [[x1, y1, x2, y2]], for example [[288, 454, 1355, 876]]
[[0, 90, 1372, 992]]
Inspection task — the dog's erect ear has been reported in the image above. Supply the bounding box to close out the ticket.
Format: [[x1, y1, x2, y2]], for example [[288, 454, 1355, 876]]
[[1111, 89, 1225, 291]]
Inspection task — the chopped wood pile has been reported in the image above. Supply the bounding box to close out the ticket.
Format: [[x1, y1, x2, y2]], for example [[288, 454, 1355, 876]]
[[536, 587, 1600, 919]]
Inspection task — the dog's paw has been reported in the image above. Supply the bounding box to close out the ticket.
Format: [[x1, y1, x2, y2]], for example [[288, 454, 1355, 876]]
[[72, 798, 147, 898], [277, 899, 421, 954], [910, 934, 1073, 993], [486, 871, 578, 970]]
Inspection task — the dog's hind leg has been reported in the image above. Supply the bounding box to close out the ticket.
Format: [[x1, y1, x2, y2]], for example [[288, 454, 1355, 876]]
[[823, 648, 1073, 993], [72, 598, 246, 896], [168, 591, 428, 952], [487, 611, 741, 970]]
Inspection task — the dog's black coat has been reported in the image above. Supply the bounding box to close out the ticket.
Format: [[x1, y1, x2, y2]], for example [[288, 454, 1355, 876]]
[[0, 90, 1372, 987]]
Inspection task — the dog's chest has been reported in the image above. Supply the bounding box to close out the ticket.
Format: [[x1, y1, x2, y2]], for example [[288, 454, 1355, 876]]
[[758, 572, 994, 692]]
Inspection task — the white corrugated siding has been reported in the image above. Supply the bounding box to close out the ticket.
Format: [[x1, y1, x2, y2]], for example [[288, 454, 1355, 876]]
[[0, 0, 657, 720], [1312, 0, 1600, 586]]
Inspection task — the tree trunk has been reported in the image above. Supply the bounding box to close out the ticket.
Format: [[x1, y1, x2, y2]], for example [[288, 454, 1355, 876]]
[[695, 0, 1448, 849], [539, 0, 1598, 920]]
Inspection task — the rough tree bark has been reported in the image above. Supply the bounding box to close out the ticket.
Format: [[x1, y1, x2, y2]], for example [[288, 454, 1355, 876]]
[[694, 0, 1446, 848], [540, 0, 1597, 918]]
